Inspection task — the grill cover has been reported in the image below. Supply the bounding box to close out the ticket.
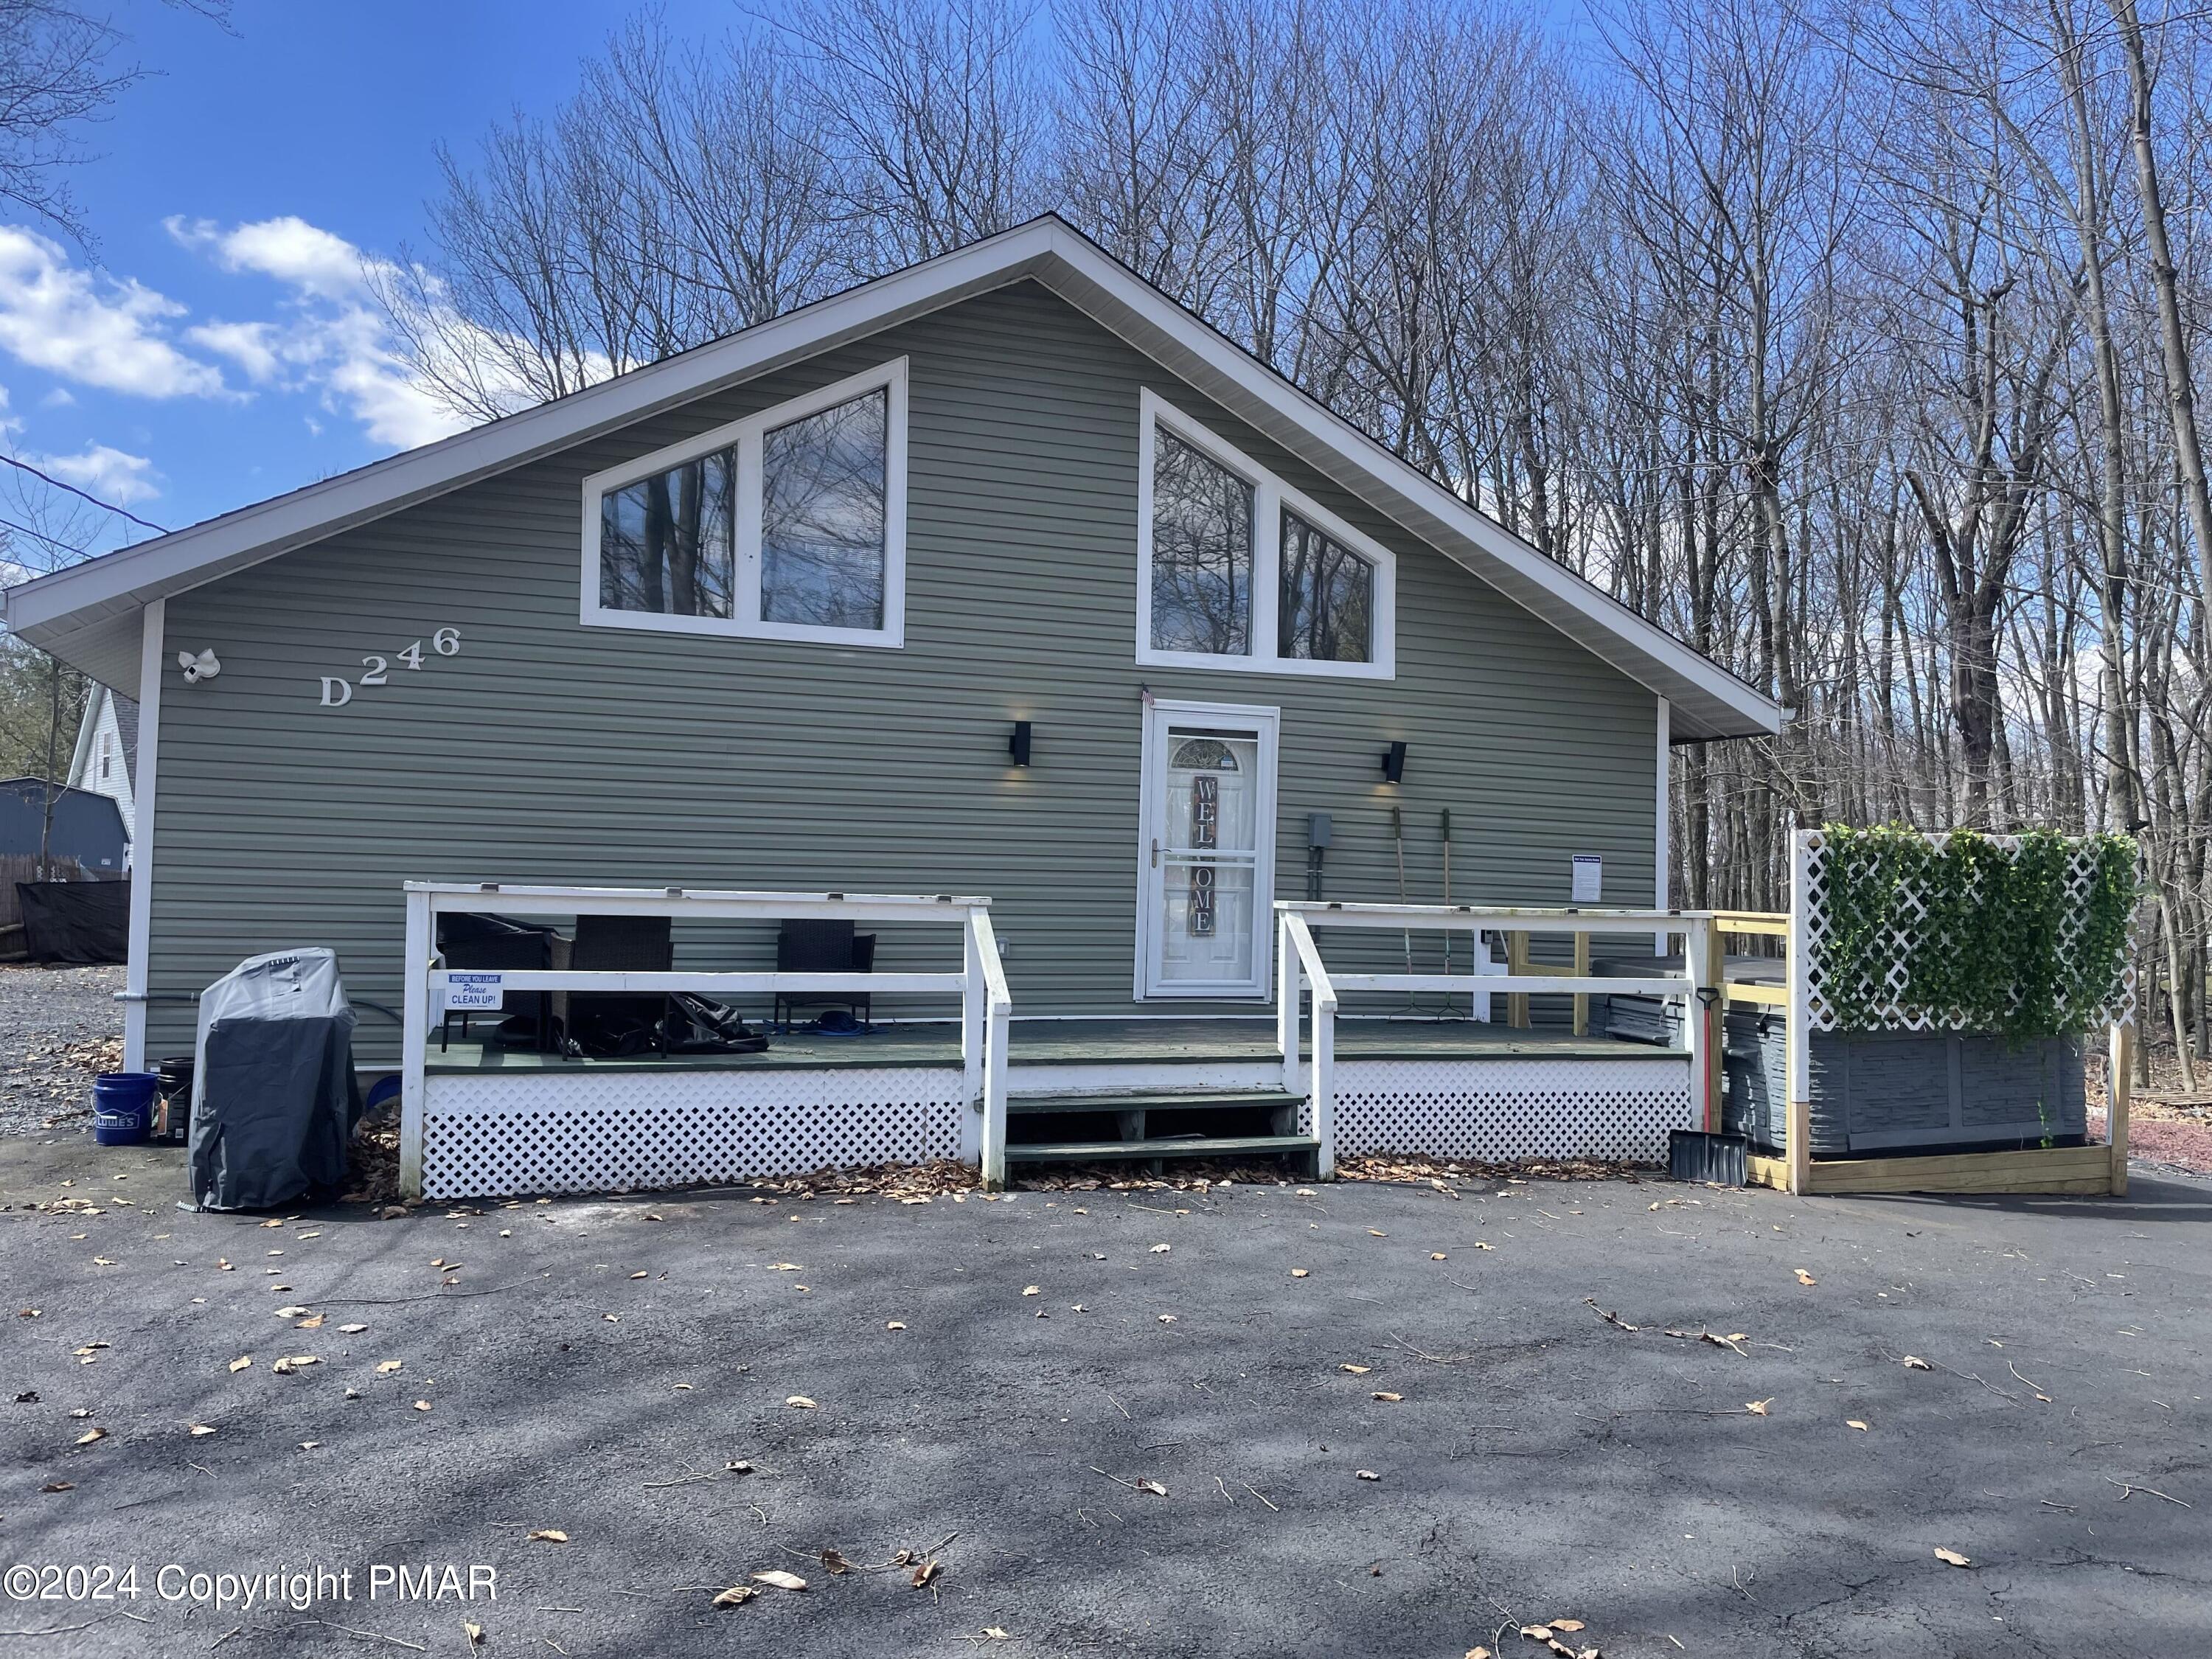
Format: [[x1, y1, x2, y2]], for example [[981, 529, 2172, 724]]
[[188, 947, 363, 1211]]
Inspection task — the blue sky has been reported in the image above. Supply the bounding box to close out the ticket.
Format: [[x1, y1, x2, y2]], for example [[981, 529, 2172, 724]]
[[0, 0, 731, 562]]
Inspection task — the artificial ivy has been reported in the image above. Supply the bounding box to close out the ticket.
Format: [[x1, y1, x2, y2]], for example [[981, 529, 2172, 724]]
[[1815, 824, 2139, 1040]]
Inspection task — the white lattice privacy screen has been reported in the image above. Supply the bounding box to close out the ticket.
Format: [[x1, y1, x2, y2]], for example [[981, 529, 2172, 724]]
[[1327, 1057, 1694, 1163], [1798, 828, 2135, 1034], [419, 1069, 972, 1200]]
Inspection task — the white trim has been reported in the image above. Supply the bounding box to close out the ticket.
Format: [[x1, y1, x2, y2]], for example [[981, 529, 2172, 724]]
[[580, 358, 908, 649], [1134, 389, 1395, 681], [122, 599, 162, 1071], [1135, 697, 1281, 1001], [1655, 695, 1671, 956], [2, 218, 1779, 739]]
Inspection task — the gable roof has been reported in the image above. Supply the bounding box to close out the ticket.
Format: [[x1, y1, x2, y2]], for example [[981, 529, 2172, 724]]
[[0, 215, 1781, 740]]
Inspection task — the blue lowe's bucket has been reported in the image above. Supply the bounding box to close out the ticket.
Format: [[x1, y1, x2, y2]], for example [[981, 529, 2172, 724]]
[[91, 1072, 159, 1146]]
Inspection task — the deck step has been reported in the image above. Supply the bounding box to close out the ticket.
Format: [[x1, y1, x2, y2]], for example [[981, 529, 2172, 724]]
[[1006, 1090, 1302, 1116], [1004, 1135, 1321, 1164]]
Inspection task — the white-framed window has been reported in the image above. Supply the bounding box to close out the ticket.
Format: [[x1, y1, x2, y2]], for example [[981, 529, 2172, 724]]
[[580, 358, 909, 648], [1135, 389, 1396, 679]]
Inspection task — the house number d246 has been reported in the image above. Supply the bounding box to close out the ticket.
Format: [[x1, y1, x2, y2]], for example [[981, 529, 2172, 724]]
[[319, 627, 460, 707]]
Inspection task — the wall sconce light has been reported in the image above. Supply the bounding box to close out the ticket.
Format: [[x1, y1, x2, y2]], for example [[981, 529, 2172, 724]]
[[1380, 740, 1407, 784], [1009, 720, 1033, 767]]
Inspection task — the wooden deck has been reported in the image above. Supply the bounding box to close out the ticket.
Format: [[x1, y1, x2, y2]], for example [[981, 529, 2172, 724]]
[[425, 1015, 1684, 1075]]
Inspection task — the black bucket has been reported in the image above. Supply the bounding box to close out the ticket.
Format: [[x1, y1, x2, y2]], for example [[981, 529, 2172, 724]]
[[1669, 1129, 1749, 1186], [152, 1055, 194, 1146]]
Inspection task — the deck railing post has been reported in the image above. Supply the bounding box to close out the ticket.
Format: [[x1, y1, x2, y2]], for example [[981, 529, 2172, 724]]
[[1276, 909, 1298, 1096], [1785, 835, 1814, 1196], [2108, 1021, 2132, 1197], [399, 886, 431, 1200], [969, 907, 1012, 1191], [961, 914, 984, 1107], [1312, 977, 1336, 1178], [1683, 914, 1720, 1132]]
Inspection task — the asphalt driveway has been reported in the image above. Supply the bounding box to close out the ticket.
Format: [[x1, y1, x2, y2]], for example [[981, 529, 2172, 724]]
[[2, 1138, 2206, 1658]]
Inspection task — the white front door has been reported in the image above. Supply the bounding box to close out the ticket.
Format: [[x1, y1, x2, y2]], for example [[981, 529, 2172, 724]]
[[1137, 699, 1279, 999]]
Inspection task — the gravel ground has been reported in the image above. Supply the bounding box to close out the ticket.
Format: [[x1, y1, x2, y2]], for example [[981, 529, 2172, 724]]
[[0, 963, 124, 1135], [1, 1138, 2205, 1658]]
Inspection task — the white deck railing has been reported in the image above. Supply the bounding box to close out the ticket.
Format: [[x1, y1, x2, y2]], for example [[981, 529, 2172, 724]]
[[397, 883, 1011, 1197], [1274, 901, 1718, 1176]]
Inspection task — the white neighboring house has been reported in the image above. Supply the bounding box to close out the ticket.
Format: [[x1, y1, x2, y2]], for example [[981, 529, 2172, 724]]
[[66, 683, 137, 859]]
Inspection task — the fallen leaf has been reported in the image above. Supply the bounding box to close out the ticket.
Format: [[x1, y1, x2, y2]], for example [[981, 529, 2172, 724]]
[[726, 1459, 754, 1474], [338, 1323, 368, 1334], [629, 1271, 647, 1280], [1745, 1399, 1772, 1416], [41, 1481, 74, 1492], [1356, 1469, 1380, 1481], [270, 1355, 321, 1376], [260, 1219, 284, 1229], [1340, 1363, 1371, 1374], [820, 1548, 851, 1575], [1431, 1253, 1448, 1261], [1472, 1241, 1495, 1251], [274, 1305, 312, 1318], [1902, 1355, 1933, 1370], [886, 1321, 907, 1331], [463, 1622, 484, 1647], [1521, 1626, 1553, 1640], [766, 1262, 804, 1271], [1150, 1243, 1171, 1253], [712, 1585, 756, 1607], [377, 1360, 403, 1375], [1136, 1478, 1168, 1496], [1846, 1419, 1869, 1431], [786, 1396, 818, 1409], [911, 1559, 941, 1588], [413, 1399, 433, 1412], [528, 1529, 568, 1543], [1795, 1268, 1817, 1286], [1290, 1268, 1310, 1279], [189, 1424, 217, 1436], [751, 1569, 807, 1591], [1156, 1314, 1177, 1324], [295, 1315, 325, 1329], [1933, 1547, 1971, 1568], [1551, 1620, 1585, 1632], [1371, 1391, 1404, 1402], [1467, 1649, 1495, 1658], [228, 1356, 253, 1373], [299, 1440, 320, 1450], [74, 1427, 105, 1444], [982, 1628, 1010, 1641], [1368, 1229, 1388, 1238], [1022, 1285, 1040, 1296]]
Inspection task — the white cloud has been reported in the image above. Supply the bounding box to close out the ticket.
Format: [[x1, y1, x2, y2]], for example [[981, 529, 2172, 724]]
[[32, 442, 159, 505], [167, 214, 367, 302], [170, 214, 470, 450], [0, 227, 228, 399]]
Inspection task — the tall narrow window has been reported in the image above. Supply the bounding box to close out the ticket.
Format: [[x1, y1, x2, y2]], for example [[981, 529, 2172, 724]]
[[1279, 510, 1373, 663], [761, 388, 889, 630], [599, 451, 736, 619], [1150, 428, 1254, 655]]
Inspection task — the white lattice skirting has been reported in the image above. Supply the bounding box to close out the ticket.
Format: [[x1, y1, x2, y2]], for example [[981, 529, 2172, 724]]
[[419, 1068, 972, 1200], [1328, 1057, 1694, 1164]]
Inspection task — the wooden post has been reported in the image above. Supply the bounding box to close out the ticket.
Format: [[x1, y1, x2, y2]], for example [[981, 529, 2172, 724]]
[[1572, 930, 1590, 1036], [1784, 834, 1813, 1197], [1276, 911, 1299, 1096], [1507, 930, 1530, 1029], [2108, 1022, 2133, 1197]]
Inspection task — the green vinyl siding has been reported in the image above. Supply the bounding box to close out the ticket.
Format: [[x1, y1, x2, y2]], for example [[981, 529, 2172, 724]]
[[146, 281, 1660, 1063]]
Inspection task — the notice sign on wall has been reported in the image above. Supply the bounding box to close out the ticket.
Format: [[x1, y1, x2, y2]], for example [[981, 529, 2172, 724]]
[[1571, 855, 1603, 905], [442, 973, 505, 1012]]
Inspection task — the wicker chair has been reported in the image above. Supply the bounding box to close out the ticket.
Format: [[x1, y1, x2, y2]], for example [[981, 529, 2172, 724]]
[[773, 919, 877, 1031]]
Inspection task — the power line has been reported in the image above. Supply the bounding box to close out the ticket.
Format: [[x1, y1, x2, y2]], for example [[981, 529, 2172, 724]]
[[0, 453, 169, 535]]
